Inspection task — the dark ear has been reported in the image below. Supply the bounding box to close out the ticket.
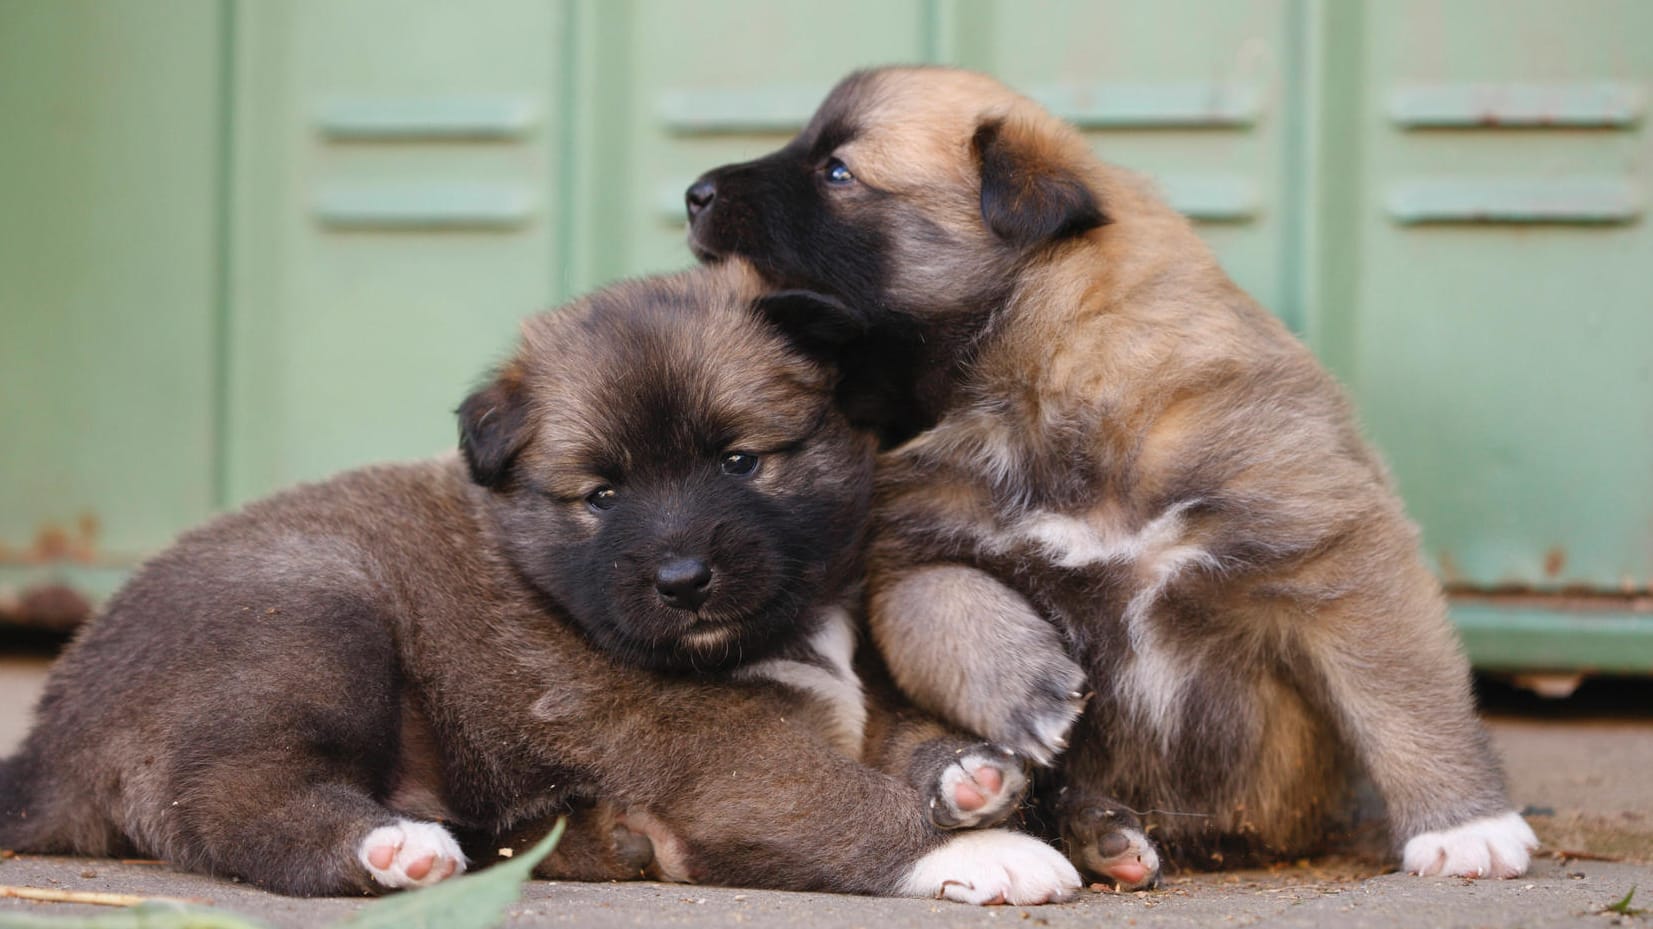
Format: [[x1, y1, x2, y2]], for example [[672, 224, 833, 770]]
[[974, 117, 1106, 247], [753, 290, 871, 364], [457, 365, 530, 489]]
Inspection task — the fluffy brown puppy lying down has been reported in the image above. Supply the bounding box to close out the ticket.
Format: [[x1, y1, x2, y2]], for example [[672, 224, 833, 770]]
[[0, 261, 1079, 905], [686, 66, 1537, 888]]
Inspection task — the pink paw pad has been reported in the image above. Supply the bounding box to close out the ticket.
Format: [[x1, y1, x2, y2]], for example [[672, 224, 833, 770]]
[[933, 748, 1028, 829], [953, 763, 1003, 811], [357, 820, 467, 890], [1068, 807, 1161, 891]]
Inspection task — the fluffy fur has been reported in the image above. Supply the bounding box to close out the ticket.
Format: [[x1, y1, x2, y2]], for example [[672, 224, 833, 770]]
[[0, 261, 1077, 903], [686, 66, 1537, 885]]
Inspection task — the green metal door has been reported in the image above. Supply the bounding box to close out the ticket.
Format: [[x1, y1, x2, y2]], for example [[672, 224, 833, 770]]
[[0, 0, 225, 601], [223, 0, 568, 501], [3, 0, 1649, 676], [1308, 0, 1653, 675], [560, 0, 939, 292]]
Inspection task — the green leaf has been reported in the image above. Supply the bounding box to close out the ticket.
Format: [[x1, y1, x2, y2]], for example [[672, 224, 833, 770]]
[[330, 817, 565, 929], [1, 817, 563, 929], [1605, 885, 1645, 917], [0, 901, 270, 929]]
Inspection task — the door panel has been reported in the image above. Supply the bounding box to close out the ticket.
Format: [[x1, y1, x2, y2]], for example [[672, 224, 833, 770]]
[[223, 0, 566, 503], [1341, 0, 1653, 591], [562, 0, 935, 290], [0, 1, 222, 584]]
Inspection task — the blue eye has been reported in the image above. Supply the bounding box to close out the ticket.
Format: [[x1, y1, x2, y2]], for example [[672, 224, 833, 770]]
[[586, 486, 618, 512], [720, 452, 759, 477], [824, 158, 854, 186]]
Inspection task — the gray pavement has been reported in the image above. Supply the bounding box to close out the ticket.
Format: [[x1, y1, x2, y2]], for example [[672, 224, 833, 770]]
[[2, 849, 1649, 929], [2, 656, 1650, 928]]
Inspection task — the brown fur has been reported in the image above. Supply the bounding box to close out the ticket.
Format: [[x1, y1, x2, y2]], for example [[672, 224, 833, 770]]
[[0, 262, 1063, 899], [687, 66, 1531, 880]]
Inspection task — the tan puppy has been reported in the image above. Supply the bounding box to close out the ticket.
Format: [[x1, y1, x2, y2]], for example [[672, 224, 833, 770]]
[[686, 66, 1538, 887]]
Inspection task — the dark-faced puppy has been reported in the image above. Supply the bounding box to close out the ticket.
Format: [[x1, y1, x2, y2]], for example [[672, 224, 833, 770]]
[[0, 262, 1078, 904], [457, 275, 859, 676], [688, 67, 1538, 887]]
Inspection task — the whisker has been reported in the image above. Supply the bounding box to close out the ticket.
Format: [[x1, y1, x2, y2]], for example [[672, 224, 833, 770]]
[[1124, 806, 1214, 819]]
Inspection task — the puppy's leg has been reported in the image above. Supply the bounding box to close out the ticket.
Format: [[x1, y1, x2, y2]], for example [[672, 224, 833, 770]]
[[529, 671, 1079, 903], [870, 565, 1086, 766], [1053, 721, 1162, 890], [154, 602, 466, 895], [167, 739, 465, 895], [866, 711, 1028, 830], [489, 802, 656, 882], [1300, 561, 1536, 879]]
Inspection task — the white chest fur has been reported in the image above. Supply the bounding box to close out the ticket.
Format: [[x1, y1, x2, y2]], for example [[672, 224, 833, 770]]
[[1007, 501, 1217, 742], [1012, 500, 1215, 635], [734, 606, 868, 760]]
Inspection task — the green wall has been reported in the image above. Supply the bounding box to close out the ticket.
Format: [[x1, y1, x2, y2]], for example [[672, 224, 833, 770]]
[[2, 0, 1650, 671]]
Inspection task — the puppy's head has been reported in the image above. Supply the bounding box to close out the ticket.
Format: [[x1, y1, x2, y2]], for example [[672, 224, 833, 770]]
[[458, 263, 873, 672], [686, 67, 1105, 321]]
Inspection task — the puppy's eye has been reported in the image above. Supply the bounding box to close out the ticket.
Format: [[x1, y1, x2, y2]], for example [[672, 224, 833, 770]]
[[720, 452, 760, 477], [586, 486, 618, 512], [823, 158, 855, 186]]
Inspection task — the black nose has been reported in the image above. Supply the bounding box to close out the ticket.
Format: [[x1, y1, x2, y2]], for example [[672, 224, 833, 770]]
[[655, 556, 712, 610], [685, 178, 716, 220]]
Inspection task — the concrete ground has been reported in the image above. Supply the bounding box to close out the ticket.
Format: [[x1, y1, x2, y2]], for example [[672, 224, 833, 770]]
[[2, 654, 1650, 928]]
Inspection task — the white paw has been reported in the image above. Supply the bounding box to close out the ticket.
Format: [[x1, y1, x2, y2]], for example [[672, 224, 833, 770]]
[[1402, 811, 1539, 879], [933, 747, 1028, 829], [897, 830, 1081, 906], [358, 819, 468, 889]]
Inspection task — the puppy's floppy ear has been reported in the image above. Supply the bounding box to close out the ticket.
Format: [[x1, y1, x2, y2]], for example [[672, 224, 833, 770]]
[[457, 363, 530, 489], [753, 290, 871, 364], [974, 117, 1106, 247]]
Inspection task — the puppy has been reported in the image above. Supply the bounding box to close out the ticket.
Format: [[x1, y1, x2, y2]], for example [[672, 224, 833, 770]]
[[0, 262, 1077, 904], [686, 66, 1539, 887]]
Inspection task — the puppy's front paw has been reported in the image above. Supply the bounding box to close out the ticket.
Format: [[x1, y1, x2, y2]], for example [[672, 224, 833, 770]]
[[358, 819, 467, 889], [976, 655, 1088, 768], [898, 830, 1081, 905], [930, 745, 1029, 829], [1402, 811, 1538, 879], [1063, 804, 1161, 890], [876, 564, 1085, 767]]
